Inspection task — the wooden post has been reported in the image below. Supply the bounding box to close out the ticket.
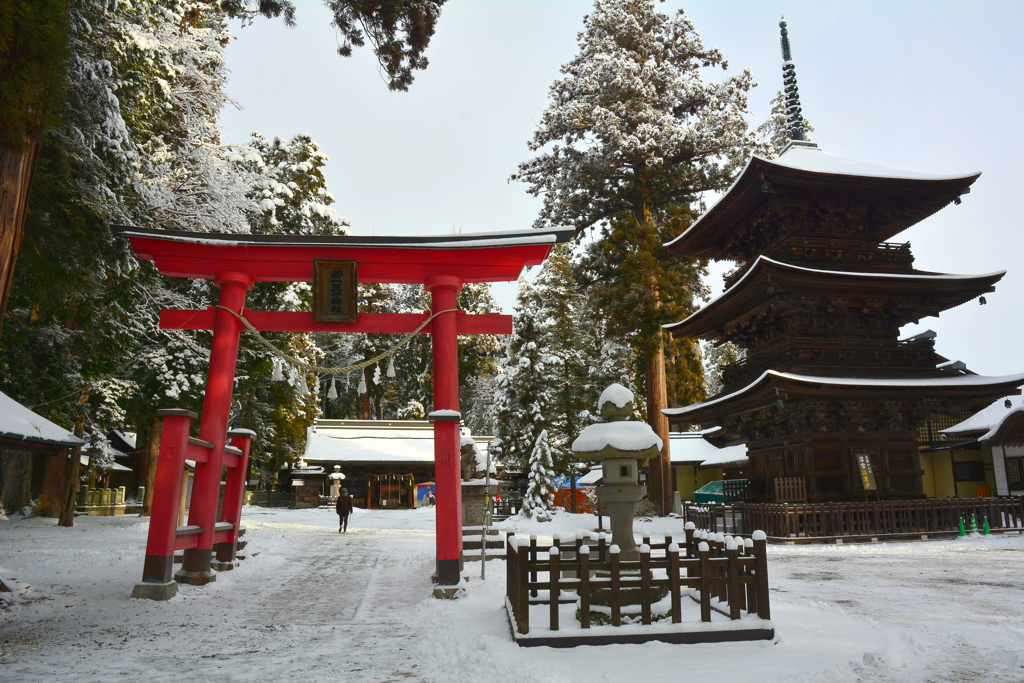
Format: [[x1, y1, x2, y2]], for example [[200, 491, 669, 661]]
[[549, 546, 560, 631], [529, 535, 538, 597], [727, 539, 742, 619], [517, 537, 529, 634], [610, 545, 621, 627], [668, 542, 681, 624], [753, 530, 770, 620], [699, 541, 711, 623], [579, 544, 591, 629], [744, 537, 756, 614], [597, 533, 607, 563], [640, 543, 652, 625]]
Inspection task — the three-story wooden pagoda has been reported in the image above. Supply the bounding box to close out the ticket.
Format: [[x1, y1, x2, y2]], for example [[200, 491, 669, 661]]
[[662, 20, 1024, 501]]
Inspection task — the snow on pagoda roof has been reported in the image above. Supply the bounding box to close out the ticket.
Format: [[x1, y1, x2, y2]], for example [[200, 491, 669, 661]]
[[664, 370, 1024, 419], [664, 255, 1005, 337], [941, 395, 1024, 435], [771, 145, 979, 182], [664, 148, 979, 258], [0, 390, 84, 448]]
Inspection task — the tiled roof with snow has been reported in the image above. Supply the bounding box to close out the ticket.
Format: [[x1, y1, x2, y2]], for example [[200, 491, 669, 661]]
[[941, 395, 1024, 435], [0, 390, 84, 448]]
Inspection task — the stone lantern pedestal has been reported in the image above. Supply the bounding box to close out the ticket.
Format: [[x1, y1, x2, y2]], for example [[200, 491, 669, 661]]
[[571, 384, 667, 610]]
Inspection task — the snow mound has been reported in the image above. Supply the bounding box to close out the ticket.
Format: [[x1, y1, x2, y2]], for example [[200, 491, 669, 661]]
[[598, 383, 634, 410]]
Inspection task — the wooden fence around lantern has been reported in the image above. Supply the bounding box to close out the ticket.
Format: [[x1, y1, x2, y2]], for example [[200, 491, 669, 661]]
[[504, 528, 770, 636]]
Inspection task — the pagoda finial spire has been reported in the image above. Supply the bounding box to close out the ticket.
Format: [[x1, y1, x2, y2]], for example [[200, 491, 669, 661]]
[[779, 18, 809, 144]]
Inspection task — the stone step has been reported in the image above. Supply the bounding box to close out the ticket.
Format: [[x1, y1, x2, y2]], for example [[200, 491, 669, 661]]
[[462, 539, 505, 551], [462, 550, 506, 562]]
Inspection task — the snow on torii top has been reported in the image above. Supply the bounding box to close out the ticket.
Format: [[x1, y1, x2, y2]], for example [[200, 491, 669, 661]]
[[571, 384, 663, 460], [115, 226, 575, 285]]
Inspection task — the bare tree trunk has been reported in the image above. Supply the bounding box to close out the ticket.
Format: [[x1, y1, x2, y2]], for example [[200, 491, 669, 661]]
[[37, 452, 66, 517], [139, 413, 161, 516], [0, 139, 39, 340], [57, 420, 84, 527], [645, 338, 671, 516]]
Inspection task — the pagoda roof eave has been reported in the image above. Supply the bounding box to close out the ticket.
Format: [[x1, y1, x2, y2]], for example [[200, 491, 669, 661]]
[[664, 148, 980, 259], [662, 370, 1024, 425], [114, 226, 575, 284], [664, 256, 1006, 339]]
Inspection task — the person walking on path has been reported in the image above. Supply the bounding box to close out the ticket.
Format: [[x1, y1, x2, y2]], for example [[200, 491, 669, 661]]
[[336, 488, 353, 533]]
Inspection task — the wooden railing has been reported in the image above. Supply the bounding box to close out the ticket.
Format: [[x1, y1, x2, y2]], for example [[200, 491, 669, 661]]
[[505, 528, 770, 635], [684, 497, 1024, 539], [773, 477, 807, 502]]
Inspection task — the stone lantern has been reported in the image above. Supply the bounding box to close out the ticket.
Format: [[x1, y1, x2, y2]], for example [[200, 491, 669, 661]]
[[571, 384, 662, 560]]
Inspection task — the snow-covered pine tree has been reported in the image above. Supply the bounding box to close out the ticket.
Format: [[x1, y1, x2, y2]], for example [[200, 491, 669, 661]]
[[494, 276, 555, 473], [522, 429, 556, 521], [513, 0, 766, 514]]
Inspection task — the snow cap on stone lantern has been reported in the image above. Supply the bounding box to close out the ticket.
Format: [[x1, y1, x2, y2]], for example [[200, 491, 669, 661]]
[[571, 384, 663, 462]]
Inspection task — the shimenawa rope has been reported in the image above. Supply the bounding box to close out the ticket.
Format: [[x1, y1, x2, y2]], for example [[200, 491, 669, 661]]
[[214, 305, 459, 375]]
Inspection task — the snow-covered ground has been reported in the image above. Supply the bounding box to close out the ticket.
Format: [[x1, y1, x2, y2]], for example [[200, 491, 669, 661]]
[[2, 507, 1022, 682]]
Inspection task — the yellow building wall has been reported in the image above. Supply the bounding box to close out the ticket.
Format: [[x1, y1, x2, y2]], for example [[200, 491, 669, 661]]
[[674, 465, 723, 502], [921, 449, 993, 498]]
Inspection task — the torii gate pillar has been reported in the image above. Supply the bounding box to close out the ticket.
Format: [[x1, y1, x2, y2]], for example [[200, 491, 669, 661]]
[[425, 275, 464, 589]]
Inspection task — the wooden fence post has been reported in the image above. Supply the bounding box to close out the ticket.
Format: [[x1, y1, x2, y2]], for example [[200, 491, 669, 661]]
[[726, 538, 741, 620], [699, 541, 711, 623], [517, 537, 530, 634], [610, 545, 621, 627], [640, 543, 652, 625], [753, 530, 770, 620], [549, 546, 560, 631], [744, 537, 756, 614], [684, 522, 696, 576], [529, 535, 538, 598], [668, 542, 681, 624], [579, 543, 591, 629]]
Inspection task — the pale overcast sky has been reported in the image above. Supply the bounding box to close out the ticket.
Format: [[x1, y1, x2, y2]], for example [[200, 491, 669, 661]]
[[220, 0, 1024, 378]]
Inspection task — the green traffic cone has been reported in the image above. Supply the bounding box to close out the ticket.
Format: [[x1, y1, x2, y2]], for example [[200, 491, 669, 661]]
[[958, 517, 966, 536], [983, 516, 991, 535], [970, 514, 978, 534]]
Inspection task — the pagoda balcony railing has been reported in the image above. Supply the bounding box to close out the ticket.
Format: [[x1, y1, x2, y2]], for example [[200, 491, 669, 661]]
[[724, 239, 913, 290], [720, 336, 936, 391]]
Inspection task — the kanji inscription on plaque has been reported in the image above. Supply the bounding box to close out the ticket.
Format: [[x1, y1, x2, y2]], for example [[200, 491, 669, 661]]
[[313, 260, 357, 322]]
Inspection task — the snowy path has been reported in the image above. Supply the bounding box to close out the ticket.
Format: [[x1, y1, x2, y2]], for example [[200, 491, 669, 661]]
[[2, 507, 1023, 682]]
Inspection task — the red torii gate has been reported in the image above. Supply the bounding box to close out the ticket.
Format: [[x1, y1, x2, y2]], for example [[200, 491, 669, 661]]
[[121, 226, 572, 600]]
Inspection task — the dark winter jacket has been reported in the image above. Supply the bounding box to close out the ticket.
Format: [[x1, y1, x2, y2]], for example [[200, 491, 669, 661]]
[[336, 493, 353, 516]]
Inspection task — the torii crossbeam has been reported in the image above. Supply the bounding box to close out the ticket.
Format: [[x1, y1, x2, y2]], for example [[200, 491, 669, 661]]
[[119, 226, 572, 599]]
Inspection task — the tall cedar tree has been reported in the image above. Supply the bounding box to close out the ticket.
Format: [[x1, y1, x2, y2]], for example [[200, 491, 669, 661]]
[[513, 0, 765, 514], [0, 0, 446, 339]]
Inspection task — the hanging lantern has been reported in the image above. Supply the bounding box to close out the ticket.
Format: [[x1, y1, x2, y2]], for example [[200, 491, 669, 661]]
[[357, 374, 367, 395], [271, 359, 284, 382], [327, 378, 338, 400], [386, 355, 396, 378], [373, 364, 382, 386]]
